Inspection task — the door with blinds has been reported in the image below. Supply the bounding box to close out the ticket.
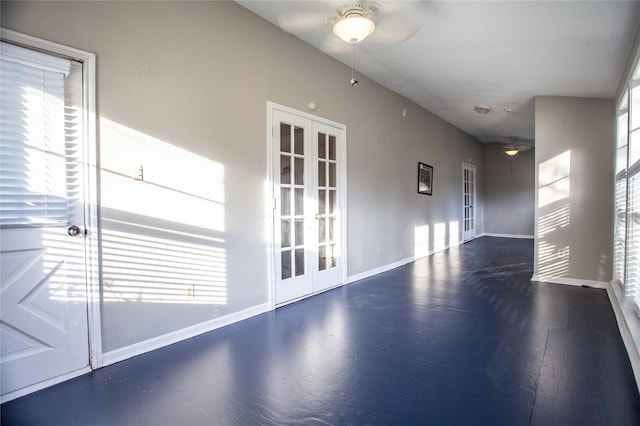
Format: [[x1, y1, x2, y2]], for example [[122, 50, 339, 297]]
[[271, 106, 345, 305], [0, 42, 90, 397], [463, 163, 477, 241]]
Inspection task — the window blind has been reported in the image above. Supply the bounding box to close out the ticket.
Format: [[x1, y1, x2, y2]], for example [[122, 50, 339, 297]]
[[626, 172, 640, 312], [0, 42, 71, 227], [614, 177, 627, 284], [616, 69, 640, 312]]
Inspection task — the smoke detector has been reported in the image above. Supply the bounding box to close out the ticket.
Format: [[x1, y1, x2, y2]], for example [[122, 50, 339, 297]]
[[474, 105, 492, 115]]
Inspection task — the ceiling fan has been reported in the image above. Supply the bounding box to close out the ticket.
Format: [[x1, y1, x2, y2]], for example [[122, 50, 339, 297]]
[[276, 1, 423, 50], [276, 2, 422, 86], [493, 137, 534, 156]]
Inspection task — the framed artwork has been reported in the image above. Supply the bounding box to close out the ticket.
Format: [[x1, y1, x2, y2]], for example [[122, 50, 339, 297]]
[[418, 162, 433, 195]]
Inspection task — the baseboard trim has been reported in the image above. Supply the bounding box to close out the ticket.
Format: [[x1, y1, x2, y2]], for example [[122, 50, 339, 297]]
[[102, 303, 271, 367], [1, 366, 92, 404], [347, 256, 415, 284], [530, 275, 609, 289], [346, 240, 464, 284], [607, 283, 640, 392], [480, 233, 535, 239]]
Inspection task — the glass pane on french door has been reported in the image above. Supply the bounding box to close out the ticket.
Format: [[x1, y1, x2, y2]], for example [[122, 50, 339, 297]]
[[279, 123, 306, 280], [317, 132, 338, 271], [463, 163, 476, 241]]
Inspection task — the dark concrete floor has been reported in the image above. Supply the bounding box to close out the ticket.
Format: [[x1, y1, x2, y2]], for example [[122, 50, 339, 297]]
[[2, 237, 639, 425]]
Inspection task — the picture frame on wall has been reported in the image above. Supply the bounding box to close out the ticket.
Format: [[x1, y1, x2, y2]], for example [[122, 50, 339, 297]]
[[418, 162, 433, 195]]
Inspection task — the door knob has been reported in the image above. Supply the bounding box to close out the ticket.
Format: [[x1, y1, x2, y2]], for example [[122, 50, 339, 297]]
[[68, 225, 82, 236]]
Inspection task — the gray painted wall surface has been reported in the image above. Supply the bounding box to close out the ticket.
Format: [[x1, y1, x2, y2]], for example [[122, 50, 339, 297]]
[[534, 96, 614, 284], [2, 1, 483, 352], [482, 143, 535, 236]]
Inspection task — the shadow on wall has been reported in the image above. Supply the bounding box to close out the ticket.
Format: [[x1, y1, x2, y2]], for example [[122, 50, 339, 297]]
[[536, 150, 571, 279]]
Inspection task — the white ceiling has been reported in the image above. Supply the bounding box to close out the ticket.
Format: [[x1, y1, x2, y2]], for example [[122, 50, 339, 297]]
[[236, 0, 640, 144]]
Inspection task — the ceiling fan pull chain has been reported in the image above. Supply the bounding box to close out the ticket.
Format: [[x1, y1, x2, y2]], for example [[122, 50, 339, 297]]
[[351, 44, 358, 86]]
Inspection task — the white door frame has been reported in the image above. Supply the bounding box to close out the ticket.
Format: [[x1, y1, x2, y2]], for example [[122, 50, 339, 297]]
[[266, 102, 348, 308], [1, 29, 101, 401], [462, 162, 477, 242]]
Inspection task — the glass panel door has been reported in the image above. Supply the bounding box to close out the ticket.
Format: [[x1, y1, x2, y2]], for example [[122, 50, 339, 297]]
[[274, 110, 313, 304], [311, 121, 343, 295], [272, 107, 345, 305], [463, 163, 476, 242]]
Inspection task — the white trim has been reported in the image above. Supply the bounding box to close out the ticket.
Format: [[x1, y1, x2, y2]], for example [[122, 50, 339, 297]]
[[530, 275, 609, 289], [480, 233, 535, 239], [102, 303, 271, 367], [267, 101, 346, 129], [0, 366, 92, 404], [347, 240, 464, 284], [347, 256, 415, 284], [266, 105, 276, 309], [275, 283, 344, 308], [607, 282, 640, 391], [462, 162, 477, 242], [0, 29, 103, 374]]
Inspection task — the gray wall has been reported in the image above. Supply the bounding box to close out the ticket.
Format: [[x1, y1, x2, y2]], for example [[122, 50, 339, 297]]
[[534, 96, 614, 284], [1, 1, 484, 353], [482, 143, 535, 236]]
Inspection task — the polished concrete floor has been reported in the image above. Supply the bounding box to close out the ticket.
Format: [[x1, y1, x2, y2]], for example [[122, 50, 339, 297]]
[[2, 237, 640, 425]]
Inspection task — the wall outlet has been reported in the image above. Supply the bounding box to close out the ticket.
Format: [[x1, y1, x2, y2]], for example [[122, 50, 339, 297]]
[[377, 243, 382, 254]]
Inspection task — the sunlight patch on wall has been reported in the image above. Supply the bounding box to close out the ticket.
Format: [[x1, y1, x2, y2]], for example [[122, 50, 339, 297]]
[[537, 204, 570, 237], [449, 221, 459, 246], [101, 119, 225, 232], [414, 225, 430, 258], [102, 222, 227, 305], [434, 223, 446, 252], [536, 150, 571, 279], [537, 241, 570, 278], [538, 150, 571, 208], [99, 119, 227, 305]]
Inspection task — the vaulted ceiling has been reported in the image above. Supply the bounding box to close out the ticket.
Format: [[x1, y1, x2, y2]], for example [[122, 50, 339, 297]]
[[236, 1, 640, 145]]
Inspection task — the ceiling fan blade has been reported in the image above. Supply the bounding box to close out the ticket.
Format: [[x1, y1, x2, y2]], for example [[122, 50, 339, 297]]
[[372, 18, 421, 44], [517, 145, 533, 151], [277, 11, 331, 34], [320, 34, 351, 55]]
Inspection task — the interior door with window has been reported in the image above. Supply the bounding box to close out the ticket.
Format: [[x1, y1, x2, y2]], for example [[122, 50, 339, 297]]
[[271, 107, 345, 305], [463, 162, 477, 241], [0, 43, 90, 397]]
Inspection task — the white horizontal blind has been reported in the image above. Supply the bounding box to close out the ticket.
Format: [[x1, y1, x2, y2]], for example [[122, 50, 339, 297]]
[[627, 172, 640, 311], [614, 96, 629, 286], [0, 42, 71, 227], [620, 67, 640, 313], [615, 177, 627, 283]]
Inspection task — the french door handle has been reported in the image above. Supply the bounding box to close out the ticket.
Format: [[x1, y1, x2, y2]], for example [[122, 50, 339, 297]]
[[315, 213, 321, 220]]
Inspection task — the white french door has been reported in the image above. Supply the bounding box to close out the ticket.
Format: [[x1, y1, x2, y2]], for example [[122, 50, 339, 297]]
[[0, 37, 96, 400], [463, 162, 477, 242], [271, 106, 345, 305]]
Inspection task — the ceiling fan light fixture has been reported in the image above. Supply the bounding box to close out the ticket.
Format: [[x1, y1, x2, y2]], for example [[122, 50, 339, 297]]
[[333, 14, 375, 43], [505, 149, 519, 156]]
